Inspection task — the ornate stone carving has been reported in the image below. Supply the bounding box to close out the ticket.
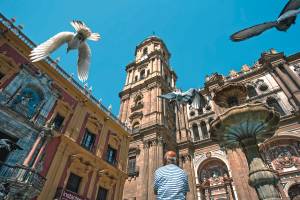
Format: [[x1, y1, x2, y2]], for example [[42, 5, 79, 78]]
[[267, 145, 300, 170], [212, 83, 247, 108], [204, 73, 224, 87], [229, 70, 238, 78], [241, 64, 251, 73]]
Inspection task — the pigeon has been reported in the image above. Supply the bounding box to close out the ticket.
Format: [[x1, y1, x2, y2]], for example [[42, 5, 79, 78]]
[[30, 20, 100, 82], [158, 88, 206, 110], [0, 139, 22, 152], [231, 0, 300, 42]]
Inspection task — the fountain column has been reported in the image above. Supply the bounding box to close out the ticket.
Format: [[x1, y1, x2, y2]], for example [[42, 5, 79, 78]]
[[210, 83, 281, 200], [240, 137, 280, 200]]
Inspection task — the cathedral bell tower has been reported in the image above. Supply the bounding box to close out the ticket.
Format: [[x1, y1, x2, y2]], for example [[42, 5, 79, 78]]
[[119, 36, 177, 200]]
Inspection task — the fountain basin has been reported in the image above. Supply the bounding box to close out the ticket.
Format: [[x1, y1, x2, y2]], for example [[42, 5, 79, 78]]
[[210, 103, 280, 149]]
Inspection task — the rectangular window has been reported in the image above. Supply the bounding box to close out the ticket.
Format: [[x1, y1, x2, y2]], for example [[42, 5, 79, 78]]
[[135, 76, 138, 82], [140, 70, 145, 80], [66, 173, 82, 193], [96, 187, 108, 200], [106, 145, 117, 165], [52, 113, 65, 131], [81, 130, 96, 151], [128, 156, 136, 176]]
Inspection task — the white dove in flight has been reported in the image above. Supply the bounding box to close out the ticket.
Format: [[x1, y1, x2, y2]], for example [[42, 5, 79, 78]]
[[30, 20, 101, 82]]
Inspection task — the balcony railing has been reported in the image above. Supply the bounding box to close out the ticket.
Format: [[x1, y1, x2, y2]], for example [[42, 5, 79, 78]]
[[0, 161, 46, 198]]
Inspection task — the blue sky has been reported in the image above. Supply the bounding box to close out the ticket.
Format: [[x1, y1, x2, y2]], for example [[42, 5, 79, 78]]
[[1, 0, 299, 115]]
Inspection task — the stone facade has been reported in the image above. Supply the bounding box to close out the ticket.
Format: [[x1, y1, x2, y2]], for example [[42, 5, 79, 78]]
[[120, 37, 300, 200], [0, 13, 131, 200]]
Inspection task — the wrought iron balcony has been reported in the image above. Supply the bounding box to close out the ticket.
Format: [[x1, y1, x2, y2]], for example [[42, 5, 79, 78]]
[[0, 161, 46, 199]]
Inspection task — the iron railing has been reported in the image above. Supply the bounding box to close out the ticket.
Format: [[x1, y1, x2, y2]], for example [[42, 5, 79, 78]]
[[0, 161, 46, 192], [0, 13, 132, 134]]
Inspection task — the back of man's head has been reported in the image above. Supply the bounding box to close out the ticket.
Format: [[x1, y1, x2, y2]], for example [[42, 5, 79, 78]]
[[164, 151, 177, 165]]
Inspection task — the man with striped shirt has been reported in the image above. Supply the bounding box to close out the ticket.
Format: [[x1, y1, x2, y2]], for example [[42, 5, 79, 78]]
[[154, 151, 189, 200]]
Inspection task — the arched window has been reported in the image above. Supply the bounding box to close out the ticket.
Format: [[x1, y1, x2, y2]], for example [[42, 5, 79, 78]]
[[247, 85, 257, 98], [198, 108, 203, 115], [197, 159, 234, 199], [132, 122, 140, 130], [201, 121, 209, 139], [134, 95, 143, 106], [266, 97, 285, 116], [192, 124, 200, 141], [12, 86, 44, 118]]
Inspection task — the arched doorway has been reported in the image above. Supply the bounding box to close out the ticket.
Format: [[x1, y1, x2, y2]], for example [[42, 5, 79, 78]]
[[288, 184, 300, 200], [197, 158, 235, 200]]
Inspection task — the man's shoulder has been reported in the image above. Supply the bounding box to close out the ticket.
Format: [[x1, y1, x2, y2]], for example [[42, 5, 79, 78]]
[[155, 164, 186, 174]]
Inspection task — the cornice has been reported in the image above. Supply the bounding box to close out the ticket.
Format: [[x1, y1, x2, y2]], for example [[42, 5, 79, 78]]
[[119, 75, 172, 98]]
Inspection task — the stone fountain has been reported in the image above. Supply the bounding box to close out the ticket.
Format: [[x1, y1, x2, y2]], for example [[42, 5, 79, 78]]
[[210, 83, 281, 200]]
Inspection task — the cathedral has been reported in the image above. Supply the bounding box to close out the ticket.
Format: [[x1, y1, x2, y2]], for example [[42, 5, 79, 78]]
[[119, 36, 300, 200]]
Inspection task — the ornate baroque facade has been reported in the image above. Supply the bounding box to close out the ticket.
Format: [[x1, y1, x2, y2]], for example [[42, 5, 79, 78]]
[[120, 37, 300, 200], [0, 14, 131, 200]]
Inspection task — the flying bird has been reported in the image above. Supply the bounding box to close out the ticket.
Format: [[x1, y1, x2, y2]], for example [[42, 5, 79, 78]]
[[158, 88, 206, 110], [0, 139, 22, 152], [30, 20, 100, 82], [231, 0, 300, 42]]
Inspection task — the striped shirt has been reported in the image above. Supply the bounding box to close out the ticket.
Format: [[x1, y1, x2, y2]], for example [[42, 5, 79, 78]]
[[154, 164, 189, 200]]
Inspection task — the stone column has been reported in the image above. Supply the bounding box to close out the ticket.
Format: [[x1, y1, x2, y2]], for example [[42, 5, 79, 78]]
[[270, 70, 297, 108], [23, 135, 42, 166], [225, 181, 234, 200], [181, 154, 197, 200], [157, 137, 164, 167], [205, 121, 210, 138], [274, 66, 300, 105], [240, 137, 281, 200], [141, 141, 149, 200], [204, 188, 210, 200], [196, 187, 201, 200], [283, 63, 300, 89], [148, 140, 156, 200]]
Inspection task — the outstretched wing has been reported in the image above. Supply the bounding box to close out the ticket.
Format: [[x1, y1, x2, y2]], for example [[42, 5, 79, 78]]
[[158, 92, 178, 100], [30, 32, 74, 62], [181, 88, 196, 102], [77, 42, 91, 82], [230, 22, 277, 42], [277, 0, 300, 30]]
